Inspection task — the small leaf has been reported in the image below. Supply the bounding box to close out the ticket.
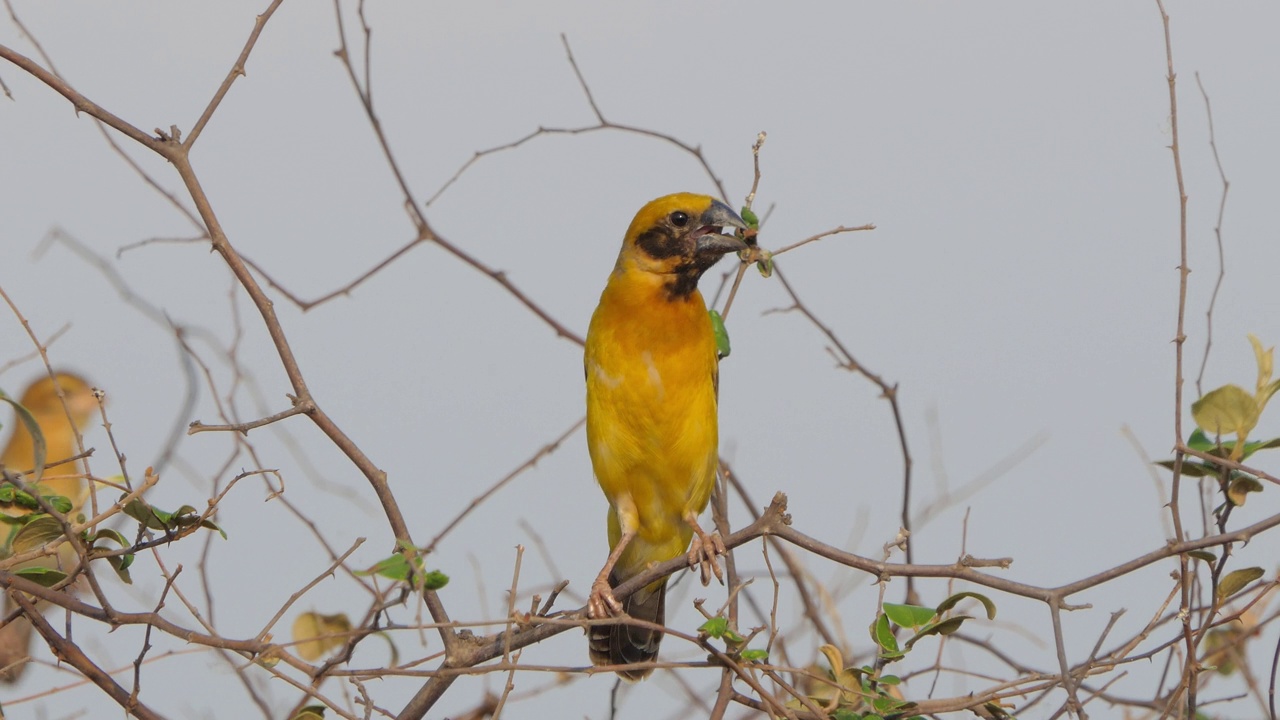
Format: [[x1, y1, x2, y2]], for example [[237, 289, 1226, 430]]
[[15, 566, 67, 587], [11, 515, 67, 554], [1263, 379, 1280, 408], [1191, 384, 1259, 439], [936, 591, 997, 620], [1227, 475, 1264, 506], [755, 252, 774, 279], [873, 695, 911, 712], [831, 710, 861, 720], [871, 613, 900, 657], [699, 617, 730, 639], [43, 494, 73, 515], [818, 643, 846, 675], [90, 528, 130, 549], [293, 612, 352, 661], [105, 553, 134, 584], [1187, 550, 1216, 563], [709, 310, 731, 358], [1217, 567, 1265, 600], [1186, 428, 1215, 452], [1154, 460, 1216, 477], [883, 602, 936, 629], [123, 498, 226, 539], [740, 206, 760, 229], [1248, 333, 1274, 397], [740, 648, 768, 662], [905, 616, 971, 649], [355, 553, 416, 581], [423, 569, 449, 590], [1239, 436, 1280, 460]]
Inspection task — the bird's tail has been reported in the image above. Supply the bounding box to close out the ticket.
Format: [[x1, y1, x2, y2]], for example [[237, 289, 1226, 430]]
[[588, 571, 666, 680], [0, 593, 34, 682]]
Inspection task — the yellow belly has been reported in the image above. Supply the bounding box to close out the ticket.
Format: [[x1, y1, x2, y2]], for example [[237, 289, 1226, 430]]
[[585, 271, 720, 581]]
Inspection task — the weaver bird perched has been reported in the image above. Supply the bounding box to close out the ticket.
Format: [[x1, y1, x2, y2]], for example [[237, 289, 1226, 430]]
[[0, 372, 97, 682], [585, 193, 748, 679]]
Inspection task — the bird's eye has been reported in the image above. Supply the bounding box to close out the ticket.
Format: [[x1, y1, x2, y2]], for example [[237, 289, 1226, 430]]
[[669, 211, 689, 227]]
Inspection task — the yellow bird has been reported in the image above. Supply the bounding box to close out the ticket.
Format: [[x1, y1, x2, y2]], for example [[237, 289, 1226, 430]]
[[585, 193, 747, 678], [0, 372, 97, 682]]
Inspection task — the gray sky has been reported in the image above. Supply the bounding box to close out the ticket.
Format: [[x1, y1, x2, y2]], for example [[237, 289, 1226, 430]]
[[2, 2, 1279, 718]]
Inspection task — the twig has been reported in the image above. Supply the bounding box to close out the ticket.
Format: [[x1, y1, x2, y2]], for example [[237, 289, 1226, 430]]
[[1192, 71, 1230, 398]]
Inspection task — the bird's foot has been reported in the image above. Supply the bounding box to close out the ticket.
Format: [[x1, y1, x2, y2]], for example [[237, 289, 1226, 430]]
[[588, 577, 623, 619], [686, 517, 726, 586]]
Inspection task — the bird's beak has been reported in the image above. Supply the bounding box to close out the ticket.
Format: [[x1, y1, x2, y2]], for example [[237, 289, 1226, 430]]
[[693, 200, 749, 256]]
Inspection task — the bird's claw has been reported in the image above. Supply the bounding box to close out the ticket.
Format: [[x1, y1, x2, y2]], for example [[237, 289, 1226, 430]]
[[588, 578, 623, 619], [687, 530, 726, 586]]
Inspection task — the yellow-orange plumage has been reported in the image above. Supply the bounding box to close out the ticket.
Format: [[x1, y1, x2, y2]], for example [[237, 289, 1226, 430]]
[[585, 193, 746, 678], [0, 372, 96, 682]]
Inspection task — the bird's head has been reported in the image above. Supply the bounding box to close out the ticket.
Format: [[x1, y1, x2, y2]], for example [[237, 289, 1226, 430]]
[[18, 373, 97, 428], [617, 193, 749, 299]]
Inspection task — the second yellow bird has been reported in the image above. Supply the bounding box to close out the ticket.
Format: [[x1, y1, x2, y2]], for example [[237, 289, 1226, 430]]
[[0, 372, 97, 682], [585, 193, 747, 678]]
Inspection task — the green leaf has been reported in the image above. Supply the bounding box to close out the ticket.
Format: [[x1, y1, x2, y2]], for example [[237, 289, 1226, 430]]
[[1238, 436, 1280, 460], [423, 569, 449, 590], [831, 710, 861, 720], [1154, 460, 1216, 477], [700, 617, 730, 639], [15, 566, 67, 587], [0, 391, 46, 480], [1187, 550, 1216, 563], [1192, 384, 1259, 439], [873, 695, 912, 713], [739, 206, 759, 230], [1186, 428, 1215, 452], [355, 553, 417, 581], [936, 591, 997, 620], [90, 529, 134, 583], [43, 494, 73, 515], [123, 499, 226, 539], [90, 528, 130, 549], [11, 515, 66, 554], [905, 616, 971, 649], [1217, 567, 1265, 600], [883, 602, 936, 629], [105, 553, 134, 584], [709, 310, 731, 358], [740, 648, 768, 662], [871, 613, 901, 658]]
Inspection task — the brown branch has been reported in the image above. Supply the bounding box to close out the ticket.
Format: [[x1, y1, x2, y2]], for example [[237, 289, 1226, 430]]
[[1192, 71, 1230, 398], [771, 224, 877, 256], [0, 43, 163, 152], [1154, 3, 1196, 715], [10, 592, 165, 720], [187, 398, 313, 435], [185, 0, 285, 149]]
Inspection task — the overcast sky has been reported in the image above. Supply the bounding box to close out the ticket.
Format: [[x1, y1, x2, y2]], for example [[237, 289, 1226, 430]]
[[2, 2, 1279, 718]]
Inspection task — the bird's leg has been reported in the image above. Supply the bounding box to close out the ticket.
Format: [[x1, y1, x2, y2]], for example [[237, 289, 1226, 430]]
[[685, 512, 725, 586], [588, 526, 636, 620]]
